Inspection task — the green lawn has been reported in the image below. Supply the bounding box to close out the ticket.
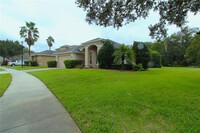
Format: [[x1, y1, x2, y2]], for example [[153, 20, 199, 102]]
[[0, 68, 4, 71], [0, 73, 12, 96], [7, 65, 47, 70], [30, 67, 200, 132]]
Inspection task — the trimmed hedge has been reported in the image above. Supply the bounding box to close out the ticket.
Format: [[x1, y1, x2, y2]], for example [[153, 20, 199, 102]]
[[111, 64, 133, 70], [47, 60, 57, 68], [64, 60, 82, 68], [30, 61, 38, 66], [24, 61, 30, 66]]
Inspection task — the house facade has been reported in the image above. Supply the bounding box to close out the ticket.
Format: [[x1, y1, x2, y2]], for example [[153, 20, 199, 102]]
[[31, 50, 55, 66], [32, 38, 120, 68]]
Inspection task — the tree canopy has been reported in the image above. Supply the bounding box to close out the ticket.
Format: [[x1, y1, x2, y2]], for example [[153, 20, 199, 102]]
[[20, 21, 39, 56], [0, 40, 24, 61], [76, 0, 200, 40], [46, 36, 55, 50]]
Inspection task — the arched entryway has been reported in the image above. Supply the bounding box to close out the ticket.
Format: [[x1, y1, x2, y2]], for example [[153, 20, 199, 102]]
[[85, 45, 97, 68]]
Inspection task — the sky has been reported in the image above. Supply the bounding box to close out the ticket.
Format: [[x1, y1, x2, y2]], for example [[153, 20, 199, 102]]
[[0, 0, 200, 52]]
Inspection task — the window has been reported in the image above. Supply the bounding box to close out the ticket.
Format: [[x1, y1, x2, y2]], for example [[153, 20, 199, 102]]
[[90, 51, 92, 64]]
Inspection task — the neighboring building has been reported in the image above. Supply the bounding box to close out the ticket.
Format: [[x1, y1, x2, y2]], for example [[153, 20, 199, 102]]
[[31, 50, 56, 66], [10, 53, 29, 62], [55, 38, 120, 68]]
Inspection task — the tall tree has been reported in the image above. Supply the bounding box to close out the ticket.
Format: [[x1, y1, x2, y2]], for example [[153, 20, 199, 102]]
[[97, 40, 115, 69], [185, 34, 200, 66], [46, 36, 55, 50], [0, 40, 23, 61], [133, 41, 151, 70], [76, 0, 200, 40], [113, 44, 134, 68], [19, 21, 39, 56]]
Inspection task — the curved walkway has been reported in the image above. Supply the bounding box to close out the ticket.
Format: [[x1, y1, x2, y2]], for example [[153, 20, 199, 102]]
[[0, 68, 81, 133]]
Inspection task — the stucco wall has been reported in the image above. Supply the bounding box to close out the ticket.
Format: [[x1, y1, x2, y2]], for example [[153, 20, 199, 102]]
[[34, 55, 55, 66]]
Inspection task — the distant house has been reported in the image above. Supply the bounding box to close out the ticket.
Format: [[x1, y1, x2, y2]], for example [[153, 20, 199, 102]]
[[31, 50, 55, 66], [55, 38, 120, 68]]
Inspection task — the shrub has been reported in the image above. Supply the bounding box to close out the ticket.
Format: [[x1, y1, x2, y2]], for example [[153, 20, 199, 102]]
[[111, 64, 133, 70], [24, 61, 30, 66], [97, 41, 115, 69], [47, 60, 57, 68], [133, 64, 144, 71], [150, 50, 162, 68], [64, 60, 82, 68], [30, 61, 38, 66], [133, 42, 151, 70]]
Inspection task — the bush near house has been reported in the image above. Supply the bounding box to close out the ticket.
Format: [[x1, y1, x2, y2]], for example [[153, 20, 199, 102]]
[[64, 60, 82, 68], [150, 50, 162, 68], [47, 60, 57, 68], [97, 41, 115, 69], [24, 61, 30, 66], [30, 61, 38, 66]]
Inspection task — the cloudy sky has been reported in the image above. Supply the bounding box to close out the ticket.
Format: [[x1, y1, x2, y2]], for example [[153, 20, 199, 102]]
[[1, 0, 199, 52]]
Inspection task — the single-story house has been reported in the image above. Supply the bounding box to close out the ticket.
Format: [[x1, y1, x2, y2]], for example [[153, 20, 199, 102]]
[[32, 38, 120, 68], [55, 38, 120, 68], [31, 50, 56, 66]]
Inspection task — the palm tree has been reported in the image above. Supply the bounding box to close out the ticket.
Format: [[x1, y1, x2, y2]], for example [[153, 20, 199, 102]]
[[113, 44, 134, 68], [19, 22, 39, 56], [46, 36, 54, 50]]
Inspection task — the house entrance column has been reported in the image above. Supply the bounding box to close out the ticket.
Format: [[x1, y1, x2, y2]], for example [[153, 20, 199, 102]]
[[85, 47, 89, 68]]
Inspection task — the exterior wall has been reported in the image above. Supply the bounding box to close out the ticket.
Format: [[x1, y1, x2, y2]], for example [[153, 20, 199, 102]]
[[56, 53, 84, 68], [35, 55, 55, 66], [75, 53, 84, 61], [56, 53, 71, 68]]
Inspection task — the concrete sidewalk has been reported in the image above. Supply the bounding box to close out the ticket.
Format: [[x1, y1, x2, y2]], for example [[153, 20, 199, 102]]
[[0, 68, 81, 133]]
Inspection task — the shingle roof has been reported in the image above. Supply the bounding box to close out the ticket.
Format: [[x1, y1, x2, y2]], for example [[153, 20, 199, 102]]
[[80, 38, 121, 48], [54, 45, 82, 54], [32, 50, 56, 56]]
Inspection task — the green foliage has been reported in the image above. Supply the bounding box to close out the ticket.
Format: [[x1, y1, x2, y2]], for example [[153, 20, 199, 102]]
[[20, 21, 39, 56], [46, 36, 55, 50], [31, 67, 200, 132], [133, 64, 144, 71], [30, 61, 38, 66], [111, 64, 133, 70], [97, 40, 115, 69], [47, 60, 57, 68], [113, 44, 134, 68], [150, 27, 198, 66], [64, 60, 82, 68], [0, 40, 23, 60], [76, 1, 199, 40], [24, 61, 30, 66], [150, 50, 162, 68], [133, 41, 151, 70], [0, 73, 11, 96], [185, 34, 200, 66]]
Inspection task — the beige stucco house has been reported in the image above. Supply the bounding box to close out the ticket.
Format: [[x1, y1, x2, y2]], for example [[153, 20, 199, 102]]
[[31, 50, 55, 66], [55, 38, 120, 68], [31, 38, 120, 68]]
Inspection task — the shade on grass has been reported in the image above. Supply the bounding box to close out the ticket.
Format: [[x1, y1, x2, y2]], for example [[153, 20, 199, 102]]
[[0, 73, 12, 96], [30, 67, 200, 132]]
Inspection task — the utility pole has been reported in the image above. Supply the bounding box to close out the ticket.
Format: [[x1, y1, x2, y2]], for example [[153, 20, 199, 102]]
[[21, 41, 24, 68]]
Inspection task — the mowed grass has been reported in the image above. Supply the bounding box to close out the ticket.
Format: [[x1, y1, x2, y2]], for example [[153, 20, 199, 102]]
[[0, 74, 12, 96], [0, 68, 5, 71], [30, 67, 200, 132], [7, 65, 47, 70]]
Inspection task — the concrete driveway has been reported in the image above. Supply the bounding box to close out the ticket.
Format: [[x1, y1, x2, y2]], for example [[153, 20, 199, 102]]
[[0, 68, 81, 133]]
